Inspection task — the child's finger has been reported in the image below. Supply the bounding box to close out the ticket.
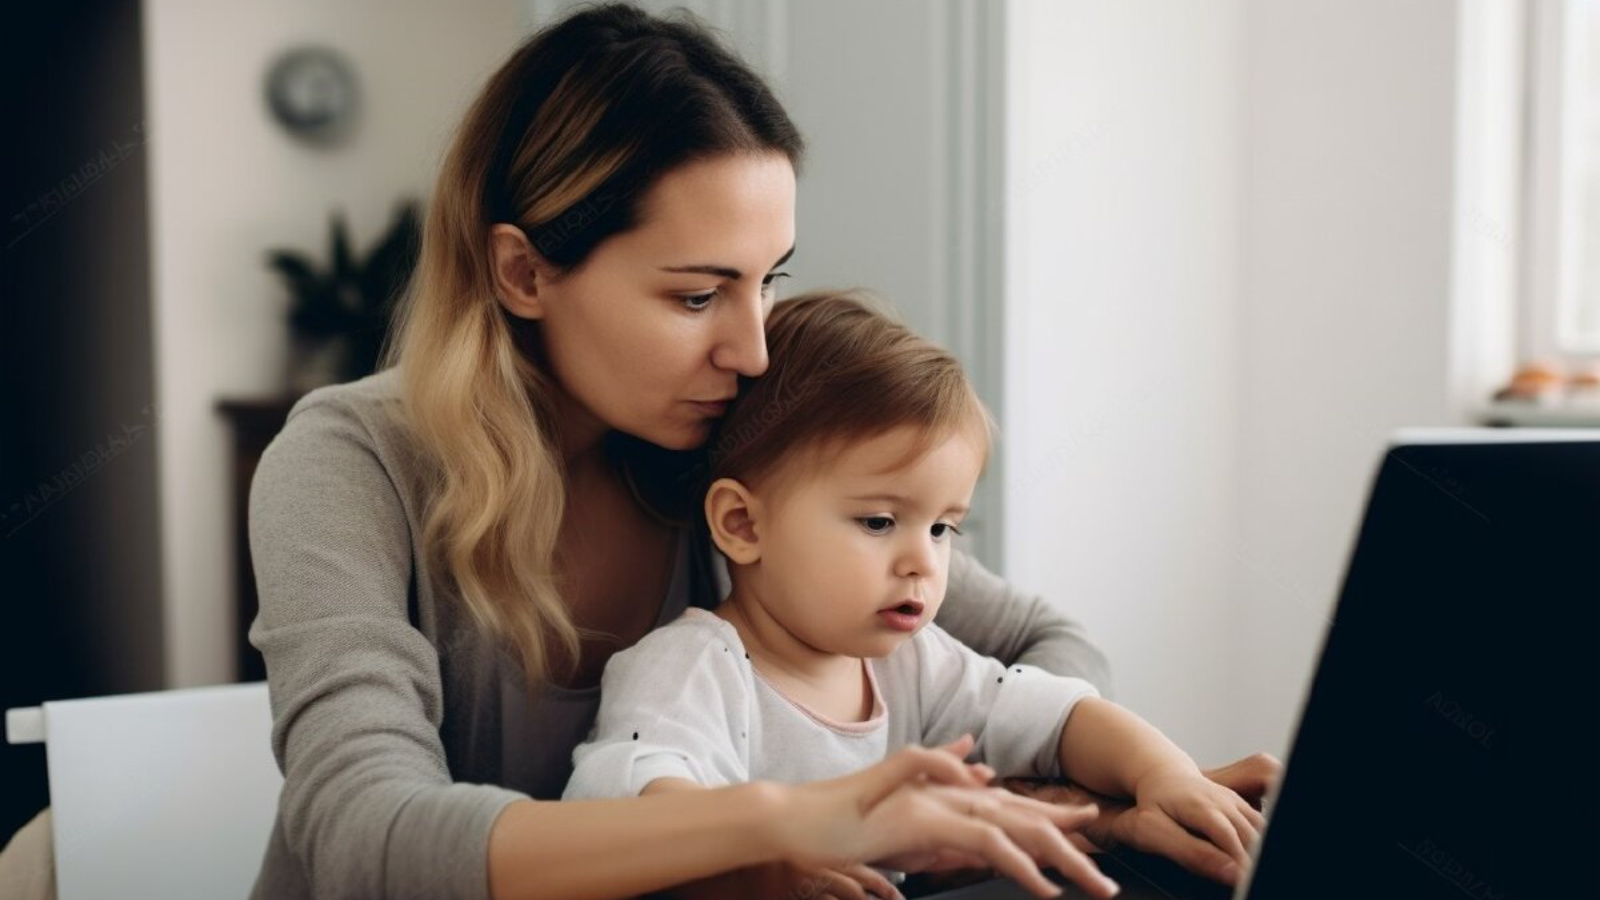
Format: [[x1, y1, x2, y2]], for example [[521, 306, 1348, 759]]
[[935, 733, 977, 759], [1224, 805, 1260, 862], [1191, 807, 1248, 868], [857, 742, 985, 811], [1141, 813, 1241, 885], [1239, 798, 1266, 832]]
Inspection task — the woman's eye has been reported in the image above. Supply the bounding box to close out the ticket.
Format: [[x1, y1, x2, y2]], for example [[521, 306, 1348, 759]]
[[679, 291, 716, 312], [931, 522, 964, 540], [858, 516, 894, 535], [761, 272, 791, 295]]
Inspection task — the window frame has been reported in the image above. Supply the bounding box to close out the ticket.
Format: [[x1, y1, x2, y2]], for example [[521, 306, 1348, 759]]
[[1522, 0, 1600, 361]]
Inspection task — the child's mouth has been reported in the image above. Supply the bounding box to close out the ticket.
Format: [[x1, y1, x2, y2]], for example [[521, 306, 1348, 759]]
[[877, 599, 925, 632]]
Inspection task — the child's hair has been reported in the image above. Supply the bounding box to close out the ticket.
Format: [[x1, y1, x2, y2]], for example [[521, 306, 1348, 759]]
[[709, 290, 995, 495]]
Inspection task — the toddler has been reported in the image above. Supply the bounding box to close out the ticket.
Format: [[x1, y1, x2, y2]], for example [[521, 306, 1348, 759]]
[[564, 292, 1261, 898]]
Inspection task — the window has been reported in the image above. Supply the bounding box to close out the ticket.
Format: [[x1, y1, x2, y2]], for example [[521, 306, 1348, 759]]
[[1525, 0, 1600, 359]]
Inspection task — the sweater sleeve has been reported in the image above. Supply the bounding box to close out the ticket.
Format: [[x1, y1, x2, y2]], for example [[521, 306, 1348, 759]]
[[912, 624, 1100, 779], [563, 617, 751, 800], [934, 548, 1115, 699], [247, 394, 528, 900]]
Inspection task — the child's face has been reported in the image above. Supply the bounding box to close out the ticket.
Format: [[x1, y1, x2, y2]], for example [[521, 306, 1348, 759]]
[[735, 425, 985, 658]]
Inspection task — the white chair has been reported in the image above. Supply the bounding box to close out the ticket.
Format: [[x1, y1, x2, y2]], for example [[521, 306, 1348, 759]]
[[5, 682, 282, 900]]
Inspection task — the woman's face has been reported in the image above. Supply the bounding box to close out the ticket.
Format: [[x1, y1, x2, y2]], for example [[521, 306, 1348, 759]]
[[491, 152, 797, 452]]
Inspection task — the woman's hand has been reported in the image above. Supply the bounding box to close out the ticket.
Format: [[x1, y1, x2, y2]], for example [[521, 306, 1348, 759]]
[[661, 859, 906, 900], [770, 734, 1119, 899], [1000, 751, 1282, 886], [1199, 752, 1280, 812]]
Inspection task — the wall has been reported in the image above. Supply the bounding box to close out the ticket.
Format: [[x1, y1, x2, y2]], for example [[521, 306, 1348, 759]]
[[1232, 0, 1462, 758], [1004, 0, 1245, 764], [143, 0, 522, 687]]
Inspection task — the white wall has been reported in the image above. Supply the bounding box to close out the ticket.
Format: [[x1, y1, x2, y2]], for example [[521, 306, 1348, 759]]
[[1006, 0, 1474, 766], [1004, 0, 1245, 765], [1231, 0, 1463, 758], [143, 0, 522, 687]]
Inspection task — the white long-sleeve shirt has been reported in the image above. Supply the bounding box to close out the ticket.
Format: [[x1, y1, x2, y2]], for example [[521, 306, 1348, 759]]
[[564, 608, 1099, 799]]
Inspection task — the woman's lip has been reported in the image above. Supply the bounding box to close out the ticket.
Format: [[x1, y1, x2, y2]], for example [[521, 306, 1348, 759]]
[[688, 400, 729, 416]]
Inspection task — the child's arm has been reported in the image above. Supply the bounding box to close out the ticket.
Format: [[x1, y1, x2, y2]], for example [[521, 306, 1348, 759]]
[[1056, 698, 1265, 874], [1054, 697, 1197, 798]]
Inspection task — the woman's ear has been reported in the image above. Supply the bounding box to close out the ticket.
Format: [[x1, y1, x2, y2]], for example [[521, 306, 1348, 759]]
[[705, 477, 762, 566], [489, 223, 557, 320]]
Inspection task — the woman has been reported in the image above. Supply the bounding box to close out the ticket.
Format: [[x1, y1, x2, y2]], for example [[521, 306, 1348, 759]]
[[245, 5, 1278, 899]]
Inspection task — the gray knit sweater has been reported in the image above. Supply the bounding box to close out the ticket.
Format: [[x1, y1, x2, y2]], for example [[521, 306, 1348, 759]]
[[245, 367, 1113, 900]]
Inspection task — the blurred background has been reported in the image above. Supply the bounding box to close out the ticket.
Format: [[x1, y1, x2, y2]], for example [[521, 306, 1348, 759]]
[[4, 0, 1597, 846]]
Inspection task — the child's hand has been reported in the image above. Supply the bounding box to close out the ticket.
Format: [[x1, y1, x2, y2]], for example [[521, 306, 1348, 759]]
[[1131, 767, 1265, 875]]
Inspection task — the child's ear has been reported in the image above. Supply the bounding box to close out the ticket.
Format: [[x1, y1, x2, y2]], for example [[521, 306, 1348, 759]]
[[704, 477, 762, 565]]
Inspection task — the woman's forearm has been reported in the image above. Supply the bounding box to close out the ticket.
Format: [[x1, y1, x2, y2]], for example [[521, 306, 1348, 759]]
[[1056, 698, 1198, 799], [486, 783, 785, 900]]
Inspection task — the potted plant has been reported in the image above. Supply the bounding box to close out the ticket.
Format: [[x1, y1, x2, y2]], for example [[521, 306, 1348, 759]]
[[267, 200, 421, 393]]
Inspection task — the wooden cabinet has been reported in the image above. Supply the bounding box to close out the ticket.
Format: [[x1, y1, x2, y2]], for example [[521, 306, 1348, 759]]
[[216, 397, 302, 683]]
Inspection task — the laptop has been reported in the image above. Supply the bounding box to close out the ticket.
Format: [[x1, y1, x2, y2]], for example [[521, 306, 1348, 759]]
[[918, 428, 1600, 899]]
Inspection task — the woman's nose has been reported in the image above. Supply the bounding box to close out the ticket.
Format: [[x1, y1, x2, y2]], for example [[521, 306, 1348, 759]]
[[710, 290, 769, 377]]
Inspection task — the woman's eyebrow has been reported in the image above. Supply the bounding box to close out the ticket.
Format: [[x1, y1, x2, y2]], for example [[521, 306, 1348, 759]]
[[659, 245, 795, 280]]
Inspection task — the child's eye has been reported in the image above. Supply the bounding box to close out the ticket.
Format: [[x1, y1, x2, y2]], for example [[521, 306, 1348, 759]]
[[858, 516, 895, 535], [931, 522, 964, 540]]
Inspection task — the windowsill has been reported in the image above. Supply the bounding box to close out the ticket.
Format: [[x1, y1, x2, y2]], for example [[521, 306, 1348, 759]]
[[1477, 400, 1600, 427]]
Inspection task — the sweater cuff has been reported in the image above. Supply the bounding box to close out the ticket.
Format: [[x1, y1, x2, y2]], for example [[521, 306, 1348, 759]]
[[386, 783, 530, 900]]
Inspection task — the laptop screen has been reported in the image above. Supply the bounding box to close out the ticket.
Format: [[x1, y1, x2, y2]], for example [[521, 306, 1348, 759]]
[[1242, 437, 1600, 899]]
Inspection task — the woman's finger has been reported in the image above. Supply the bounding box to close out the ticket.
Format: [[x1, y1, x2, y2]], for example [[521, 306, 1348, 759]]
[[970, 798, 1119, 899], [797, 868, 869, 900], [940, 817, 1063, 899], [838, 864, 905, 900], [873, 846, 989, 874], [1201, 752, 1281, 810], [982, 787, 1101, 830]]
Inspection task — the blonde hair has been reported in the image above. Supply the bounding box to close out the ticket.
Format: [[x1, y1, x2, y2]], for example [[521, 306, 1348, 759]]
[[380, 3, 803, 693]]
